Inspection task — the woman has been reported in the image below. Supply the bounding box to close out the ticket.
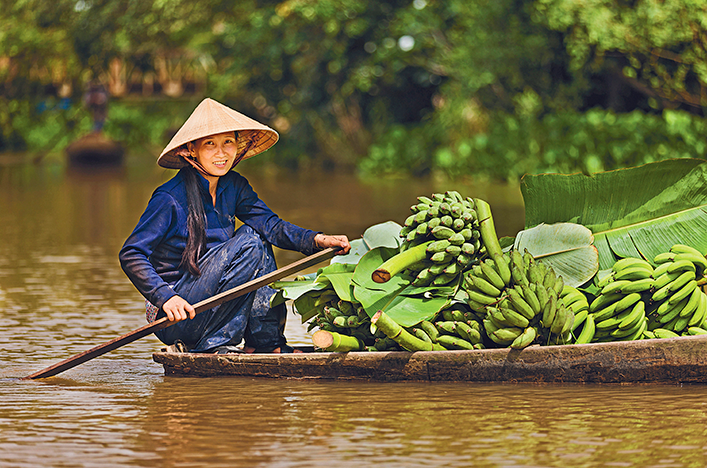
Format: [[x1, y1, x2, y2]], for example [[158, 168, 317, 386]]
[[119, 98, 350, 353]]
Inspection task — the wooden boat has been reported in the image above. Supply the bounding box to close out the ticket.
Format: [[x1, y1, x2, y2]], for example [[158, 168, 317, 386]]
[[66, 132, 124, 166], [153, 334, 707, 383]]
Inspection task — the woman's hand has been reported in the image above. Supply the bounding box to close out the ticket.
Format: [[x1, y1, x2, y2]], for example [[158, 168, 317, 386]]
[[162, 295, 196, 322], [314, 233, 351, 255]]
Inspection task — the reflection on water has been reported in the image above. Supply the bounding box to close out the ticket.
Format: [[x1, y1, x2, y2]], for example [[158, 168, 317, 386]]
[[3, 157, 706, 467]]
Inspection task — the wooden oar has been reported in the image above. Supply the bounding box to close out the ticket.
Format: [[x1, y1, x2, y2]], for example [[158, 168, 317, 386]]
[[23, 247, 340, 380]]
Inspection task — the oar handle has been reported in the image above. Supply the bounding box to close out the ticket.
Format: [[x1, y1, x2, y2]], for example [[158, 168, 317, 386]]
[[22, 247, 341, 380]]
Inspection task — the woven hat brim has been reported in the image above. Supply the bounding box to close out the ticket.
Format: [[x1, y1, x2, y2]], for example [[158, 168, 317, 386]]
[[157, 98, 279, 169]]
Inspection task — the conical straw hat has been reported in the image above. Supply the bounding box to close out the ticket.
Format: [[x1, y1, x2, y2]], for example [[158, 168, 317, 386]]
[[157, 98, 279, 169]]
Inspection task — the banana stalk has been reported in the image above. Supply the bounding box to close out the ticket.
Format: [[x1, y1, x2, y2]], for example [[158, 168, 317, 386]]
[[373, 240, 433, 283], [311, 330, 365, 352], [474, 198, 511, 285], [371, 310, 446, 351]]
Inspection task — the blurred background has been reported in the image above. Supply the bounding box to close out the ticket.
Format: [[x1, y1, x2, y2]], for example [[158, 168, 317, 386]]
[[2, 0, 707, 178]]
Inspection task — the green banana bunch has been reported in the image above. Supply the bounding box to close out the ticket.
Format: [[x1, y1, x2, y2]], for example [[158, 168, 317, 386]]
[[397, 191, 483, 287], [588, 257, 653, 343], [646, 245, 707, 336], [559, 285, 593, 344], [464, 249, 573, 349], [302, 287, 379, 347], [412, 302, 486, 350]]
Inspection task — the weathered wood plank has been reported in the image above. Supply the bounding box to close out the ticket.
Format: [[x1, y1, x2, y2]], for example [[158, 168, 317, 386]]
[[152, 335, 707, 383]]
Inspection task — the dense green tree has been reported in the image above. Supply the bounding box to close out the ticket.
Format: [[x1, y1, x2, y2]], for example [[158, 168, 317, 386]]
[[0, 0, 705, 176]]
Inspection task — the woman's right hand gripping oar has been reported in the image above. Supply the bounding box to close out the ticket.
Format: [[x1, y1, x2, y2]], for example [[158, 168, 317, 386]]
[[162, 296, 196, 322]]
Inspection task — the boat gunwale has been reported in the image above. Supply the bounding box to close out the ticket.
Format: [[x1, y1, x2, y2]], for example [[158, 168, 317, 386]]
[[153, 334, 707, 384]]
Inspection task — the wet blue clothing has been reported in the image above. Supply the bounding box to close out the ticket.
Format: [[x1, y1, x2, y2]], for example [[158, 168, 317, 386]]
[[119, 168, 319, 351]]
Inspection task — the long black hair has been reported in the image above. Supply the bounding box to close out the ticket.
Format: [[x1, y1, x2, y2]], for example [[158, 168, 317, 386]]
[[180, 166, 207, 276]]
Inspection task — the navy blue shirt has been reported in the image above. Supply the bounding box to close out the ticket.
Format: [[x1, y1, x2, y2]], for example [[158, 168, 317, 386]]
[[119, 168, 319, 310]]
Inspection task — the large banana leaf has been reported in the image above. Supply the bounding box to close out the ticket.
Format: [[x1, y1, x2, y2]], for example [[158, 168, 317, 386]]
[[352, 246, 450, 327], [513, 222, 598, 287], [521, 159, 707, 269]]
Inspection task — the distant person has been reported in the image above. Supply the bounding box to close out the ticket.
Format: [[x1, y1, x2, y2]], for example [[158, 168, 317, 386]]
[[84, 81, 109, 132], [119, 98, 350, 353]]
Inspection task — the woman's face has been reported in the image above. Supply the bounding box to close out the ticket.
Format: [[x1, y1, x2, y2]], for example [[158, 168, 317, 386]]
[[188, 131, 238, 178]]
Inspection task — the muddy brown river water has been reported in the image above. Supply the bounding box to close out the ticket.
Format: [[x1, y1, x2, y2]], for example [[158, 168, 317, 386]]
[[1, 154, 707, 467]]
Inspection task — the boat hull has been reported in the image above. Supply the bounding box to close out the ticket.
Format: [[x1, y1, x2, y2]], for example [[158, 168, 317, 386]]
[[153, 334, 707, 384]]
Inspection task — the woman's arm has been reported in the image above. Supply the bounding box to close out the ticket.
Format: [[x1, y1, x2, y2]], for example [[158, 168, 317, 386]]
[[119, 191, 182, 311]]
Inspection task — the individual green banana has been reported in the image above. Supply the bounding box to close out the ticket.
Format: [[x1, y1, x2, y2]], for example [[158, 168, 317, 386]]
[[541, 292, 558, 328], [491, 326, 524, 343], [567, 299, 590, 314], [619, 277, 655, 294], [600, 280, 634, 296], [679, 286, 703, 318], [466, 287, 500, 306], [543, 267, 557, 292], [614, 266, 653, 281], [550, 303, 569, 335], [448, 232, 466, 246], [672, 312, 692, 334], [510, 326, 537, 349], [667, 259, 697, 274], [431, 226, 456, 240], [508, 288, 536, 320], [618, 301, 645, 330], [653, 328, 679, 339], [654, 252, 676, 264], [499, 306, 531, 328], [667, 280, 698, 305], [657, 296, 689, 324], [461, 243, 475, 256], [413, 327, 432, 344], [535, 284, 551, 310], [688, 291, 707, 327], [437, 334, 475, 350], [420, 320, 439, 343], [670, 243, 705, 257], [589, 292, 624, 313], [480, 260, 506, 290], [443, 262, 462, 276], [561, 289, 587, 307], [511, 262, 530, 287], [652, 262, 672, 278], [527, 262, 544, 284], [574, 313, 596, 344], [673, 253, 707, 274], [612, 257, 653, 273], [614, 292, 642, 313], [687, 327, 707, 335], [427, 240, 452, 254], [430, 251, 454, 264], [571, 308, 589, 332], [591, 301, 620, 323], [492, 253, 512, 288], [521, 284, 542, 315], [435, 320, 458, 335]]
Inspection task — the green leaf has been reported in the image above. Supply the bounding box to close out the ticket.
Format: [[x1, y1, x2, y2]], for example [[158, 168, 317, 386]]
[[513, 222, 599, 287], [521, 159, 707, 269]]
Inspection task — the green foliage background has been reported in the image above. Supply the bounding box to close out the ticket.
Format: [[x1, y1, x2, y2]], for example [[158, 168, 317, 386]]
[[2, 0, 707, 178]]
